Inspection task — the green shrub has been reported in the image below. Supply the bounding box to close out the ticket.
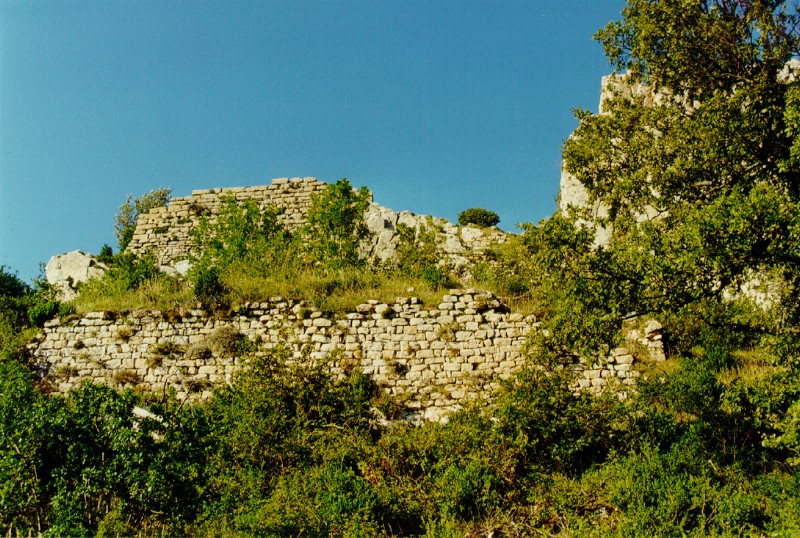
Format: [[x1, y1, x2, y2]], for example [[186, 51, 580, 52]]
[[249, 463, 383, 536], [436, 460, 502, 519], [394, 222, 456, 289], [27, 299, 59, 327], [302, 178, 373, 270], [190, 195, 292, 272], [457, 208, 500, 228], [192, 266, 225, 308], [421, 266, 454, 290], [103, 252, 161, 291], [97, 244, 114, 264]]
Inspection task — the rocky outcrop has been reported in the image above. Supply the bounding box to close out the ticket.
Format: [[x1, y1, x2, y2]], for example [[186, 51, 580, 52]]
[[364, 202, 509, 272], [45, 250, 108, 301]]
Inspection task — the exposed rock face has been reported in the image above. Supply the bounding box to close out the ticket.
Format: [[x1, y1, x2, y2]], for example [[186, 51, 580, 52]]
[[364, 202, 510, 272], [45, 250, 107, 301]]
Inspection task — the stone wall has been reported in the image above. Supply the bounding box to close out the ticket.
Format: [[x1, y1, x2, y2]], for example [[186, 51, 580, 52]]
[[126, 176, 510, 274], [31, 289, 655, 421], [127, 177, 329, 267]]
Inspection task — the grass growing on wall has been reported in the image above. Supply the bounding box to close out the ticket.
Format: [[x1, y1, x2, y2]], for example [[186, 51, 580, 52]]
[[71, 264, 450, 317], [70, 179, 543, 317]]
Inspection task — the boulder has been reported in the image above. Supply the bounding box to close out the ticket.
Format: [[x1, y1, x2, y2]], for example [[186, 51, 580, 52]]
[[46, 250, 108, 301]]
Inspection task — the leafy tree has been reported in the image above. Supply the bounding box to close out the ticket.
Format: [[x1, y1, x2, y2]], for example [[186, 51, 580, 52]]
[[457, 208, 500, 228], [115, 187, 172, 251], [543, 0, 800, 357], [302, 178, 373, 270]]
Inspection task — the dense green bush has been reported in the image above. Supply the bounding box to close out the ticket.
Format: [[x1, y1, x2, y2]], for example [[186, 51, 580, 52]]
[[192, 265, 226, 308], [302, 178, 373, 270], [457, 208, 500, 228], [0, 267, 62, 358]]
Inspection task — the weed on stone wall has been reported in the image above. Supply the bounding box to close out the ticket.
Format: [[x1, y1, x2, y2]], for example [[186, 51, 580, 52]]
[[112, 369, 139, 386], [207, 326, 239, 356]]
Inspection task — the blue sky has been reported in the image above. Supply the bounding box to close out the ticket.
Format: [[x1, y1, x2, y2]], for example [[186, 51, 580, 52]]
[[1, 0, 625, 282]]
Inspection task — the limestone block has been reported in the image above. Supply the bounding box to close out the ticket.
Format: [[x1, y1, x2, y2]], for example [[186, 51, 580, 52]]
[[584, 369, 601, 380], [616, 354, 635, 365]]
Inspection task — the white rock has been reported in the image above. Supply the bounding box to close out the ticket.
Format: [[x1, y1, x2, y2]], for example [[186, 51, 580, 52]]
[[46, 250, 108, 301], [644, 319, 663, 337]]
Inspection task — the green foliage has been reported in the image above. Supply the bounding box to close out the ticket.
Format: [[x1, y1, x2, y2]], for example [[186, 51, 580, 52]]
[[115, 187, 172, 251], [302, 178, 373, 270], [520, 214, 628, 357], [0, 266, 28, 299], [457, 207, 500, 228], [192, 265, 226, 308], [557, 0, 800, 361], [73, 252, 166, 314], [190, 195, 294, 273], [188, 194, 299, 307], [0, 267, 62, 361], [394, 222, 456, 290], [97, 244, 114, 264], [106, 252, 161, 291]]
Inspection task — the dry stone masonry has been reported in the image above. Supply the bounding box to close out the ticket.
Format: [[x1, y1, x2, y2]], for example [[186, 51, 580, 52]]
[[32, 289, 662, 420], [34, 172, 671, 420], [127, 177, 328, 268]]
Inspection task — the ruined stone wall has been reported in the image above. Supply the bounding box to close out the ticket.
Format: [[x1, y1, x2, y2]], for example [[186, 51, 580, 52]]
[[126, 177, 329, 267], [31, 289, 654, 421], [125, 176, 510, 273]]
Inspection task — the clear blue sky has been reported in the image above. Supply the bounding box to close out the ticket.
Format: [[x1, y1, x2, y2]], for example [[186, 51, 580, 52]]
[[1, 0, 625, 283]]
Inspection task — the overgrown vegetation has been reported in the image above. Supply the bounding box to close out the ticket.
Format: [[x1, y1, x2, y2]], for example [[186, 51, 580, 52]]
[[3, 333, 800, 536], [5, 1, 800, 535]]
